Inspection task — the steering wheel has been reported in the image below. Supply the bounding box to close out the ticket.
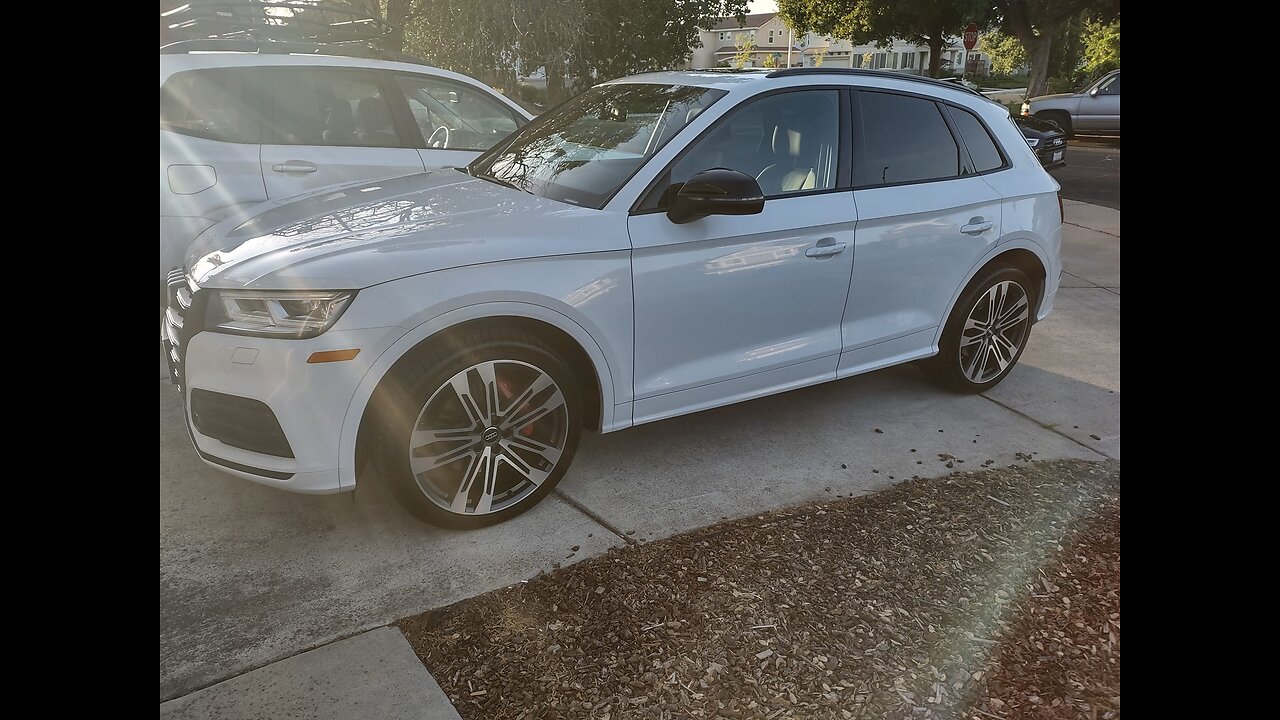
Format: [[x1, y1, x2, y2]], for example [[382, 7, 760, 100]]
[[428, 125, 450, 149]]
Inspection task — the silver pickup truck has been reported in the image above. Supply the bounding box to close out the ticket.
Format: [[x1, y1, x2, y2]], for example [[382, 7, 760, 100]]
[[1021, 69, 1120, 137]]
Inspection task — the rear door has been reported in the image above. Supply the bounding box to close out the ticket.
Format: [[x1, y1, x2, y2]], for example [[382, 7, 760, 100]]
[[393, 73, 527, 169], [1076, 72, 1120, 132], [838, 90, 1004, 374], [259, 66, 426, 200]]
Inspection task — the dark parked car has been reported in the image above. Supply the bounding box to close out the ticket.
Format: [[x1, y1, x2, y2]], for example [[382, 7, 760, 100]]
[[1014, 115, 1067, 169]]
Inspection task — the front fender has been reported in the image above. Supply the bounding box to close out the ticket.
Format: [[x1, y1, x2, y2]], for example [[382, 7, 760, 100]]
[[335, 300, 625, 490]]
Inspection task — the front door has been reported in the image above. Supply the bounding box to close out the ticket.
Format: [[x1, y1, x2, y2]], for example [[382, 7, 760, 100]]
[[259, 67, 425, 200], [628, 89, 856, 424], [1076, 72, 1121, 132]]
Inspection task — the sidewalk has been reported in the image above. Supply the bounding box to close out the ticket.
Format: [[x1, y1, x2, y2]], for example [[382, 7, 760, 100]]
[[161, 202, 1119, 718]]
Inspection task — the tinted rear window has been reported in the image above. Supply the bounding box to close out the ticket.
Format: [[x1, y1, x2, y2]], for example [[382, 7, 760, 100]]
[[262, 67, 405, 147]]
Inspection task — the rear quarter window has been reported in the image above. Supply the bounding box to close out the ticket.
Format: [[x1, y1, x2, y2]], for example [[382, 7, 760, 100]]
[[946, 106, 1006, 173], [160, 69, 263, 144]]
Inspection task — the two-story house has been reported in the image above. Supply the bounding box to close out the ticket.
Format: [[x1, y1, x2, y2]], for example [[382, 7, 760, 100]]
[[689, 13, 801, 69], [799, 34, 990, 75], [689, 12, 993, 76]]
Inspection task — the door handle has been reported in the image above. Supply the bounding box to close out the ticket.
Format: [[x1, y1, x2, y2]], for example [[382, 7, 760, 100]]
[[960, 218, 993, 236], [271, 161, 318, 174], [805, 238, 848, 258]]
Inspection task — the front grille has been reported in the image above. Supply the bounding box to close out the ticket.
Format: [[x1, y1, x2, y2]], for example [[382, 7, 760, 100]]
[[164, 269, 196, 392], [190, 389, 295, 458]]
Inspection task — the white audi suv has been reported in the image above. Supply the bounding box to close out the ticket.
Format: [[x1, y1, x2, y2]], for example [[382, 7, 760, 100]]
[[165, 68, 1062, 528]]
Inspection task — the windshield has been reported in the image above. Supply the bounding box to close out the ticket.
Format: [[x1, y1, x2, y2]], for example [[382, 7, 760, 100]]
[[468, 83, 727, 209]]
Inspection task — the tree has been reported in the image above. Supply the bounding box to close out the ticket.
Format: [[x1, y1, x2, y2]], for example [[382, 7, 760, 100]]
[[402, 1, 750, 104], [733, 31, 756, 68], [763, 52, 778, 68], [778, 0, 991, 78], [812, 49, 825, 67], [1080, 18, 1120, 77], [978, 29, 1026, 75], [359, 0, 416, 52], [993, 0, 1119, 97]]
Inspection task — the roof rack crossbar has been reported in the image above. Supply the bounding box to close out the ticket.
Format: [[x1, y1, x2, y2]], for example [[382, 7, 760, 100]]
[[765, 67, 986, 98], [159, 38, 435, 68]]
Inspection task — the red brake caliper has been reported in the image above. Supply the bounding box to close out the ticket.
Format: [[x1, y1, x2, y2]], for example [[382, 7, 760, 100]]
[[496, 377, 537, 437]]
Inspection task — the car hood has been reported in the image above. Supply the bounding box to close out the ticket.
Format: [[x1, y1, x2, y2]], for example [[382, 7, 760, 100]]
[[185, 169, 624, 290], [1029, 92, 1076, 104]]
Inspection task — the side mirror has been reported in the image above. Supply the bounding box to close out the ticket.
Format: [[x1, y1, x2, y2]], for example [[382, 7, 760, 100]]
[[1089, 87, 1100, 97], [668, 168, 765, 224]]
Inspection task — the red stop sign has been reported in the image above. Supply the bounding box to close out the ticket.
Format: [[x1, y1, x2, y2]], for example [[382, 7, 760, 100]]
[[963, 22, 979, 51]]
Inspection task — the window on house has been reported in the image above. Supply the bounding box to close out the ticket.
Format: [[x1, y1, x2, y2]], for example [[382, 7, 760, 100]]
[[768, 30, 775, 43], [872, 52, 888, 69], [901, 52, 916, 69], [851, 54, 863, 68]]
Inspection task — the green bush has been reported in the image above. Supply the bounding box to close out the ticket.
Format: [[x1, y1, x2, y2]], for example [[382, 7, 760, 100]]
[[973, 74, 1030, 90]]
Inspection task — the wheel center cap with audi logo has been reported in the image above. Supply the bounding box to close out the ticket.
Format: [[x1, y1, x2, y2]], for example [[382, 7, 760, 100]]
[[482, 427, 501, 444]]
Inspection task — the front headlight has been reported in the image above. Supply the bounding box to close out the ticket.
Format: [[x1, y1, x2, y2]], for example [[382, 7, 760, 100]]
[[207, 290, 355, 338], [1025, 137, 1041, 148]]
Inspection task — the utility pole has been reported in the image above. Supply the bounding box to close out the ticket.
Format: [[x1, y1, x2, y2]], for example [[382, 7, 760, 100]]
[[787, 29, 793, 68]]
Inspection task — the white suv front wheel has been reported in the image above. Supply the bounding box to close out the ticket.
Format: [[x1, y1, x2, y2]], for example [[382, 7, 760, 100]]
[[375, 328, 582, 528]]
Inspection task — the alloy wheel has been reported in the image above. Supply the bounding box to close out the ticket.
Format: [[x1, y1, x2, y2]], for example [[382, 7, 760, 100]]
[[409, 359, 568, 515], [959, 280, 1031, 384]]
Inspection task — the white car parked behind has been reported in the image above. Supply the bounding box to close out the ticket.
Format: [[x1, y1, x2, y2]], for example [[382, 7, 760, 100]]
[[159, 41, 533, 287]]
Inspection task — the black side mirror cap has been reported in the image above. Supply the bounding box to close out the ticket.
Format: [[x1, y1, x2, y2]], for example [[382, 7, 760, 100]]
[[668, 168, 765, 224]]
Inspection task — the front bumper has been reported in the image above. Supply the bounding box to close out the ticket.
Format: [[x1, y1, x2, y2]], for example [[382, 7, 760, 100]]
[[164, 278, 405, 493]]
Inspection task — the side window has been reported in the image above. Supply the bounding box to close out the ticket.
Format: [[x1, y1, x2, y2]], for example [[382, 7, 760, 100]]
[[396, 75, 521, 150], [264, 68, 404, 148], [1098, 74, 1120, 95], [647, 90, 840, 208], [855, 91, 958, 186], [159, 69, 262, 143], [946, 106, 1005, 173]]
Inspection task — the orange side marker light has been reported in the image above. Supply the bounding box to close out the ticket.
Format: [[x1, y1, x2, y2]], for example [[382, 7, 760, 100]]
[[307, 349, 361, 364]]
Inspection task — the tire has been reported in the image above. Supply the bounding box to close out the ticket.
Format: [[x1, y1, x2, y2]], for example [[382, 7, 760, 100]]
[[924, 265, 1035, 394], [1038, 110, 1074, 138], [372, 328, 582, 529]]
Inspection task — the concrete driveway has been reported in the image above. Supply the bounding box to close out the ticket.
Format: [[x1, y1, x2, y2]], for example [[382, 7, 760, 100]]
[[160, 200, 1119, 702]]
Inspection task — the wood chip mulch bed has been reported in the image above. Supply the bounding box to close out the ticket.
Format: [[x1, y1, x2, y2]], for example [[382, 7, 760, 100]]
[[399, 459, 1120, 719]]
